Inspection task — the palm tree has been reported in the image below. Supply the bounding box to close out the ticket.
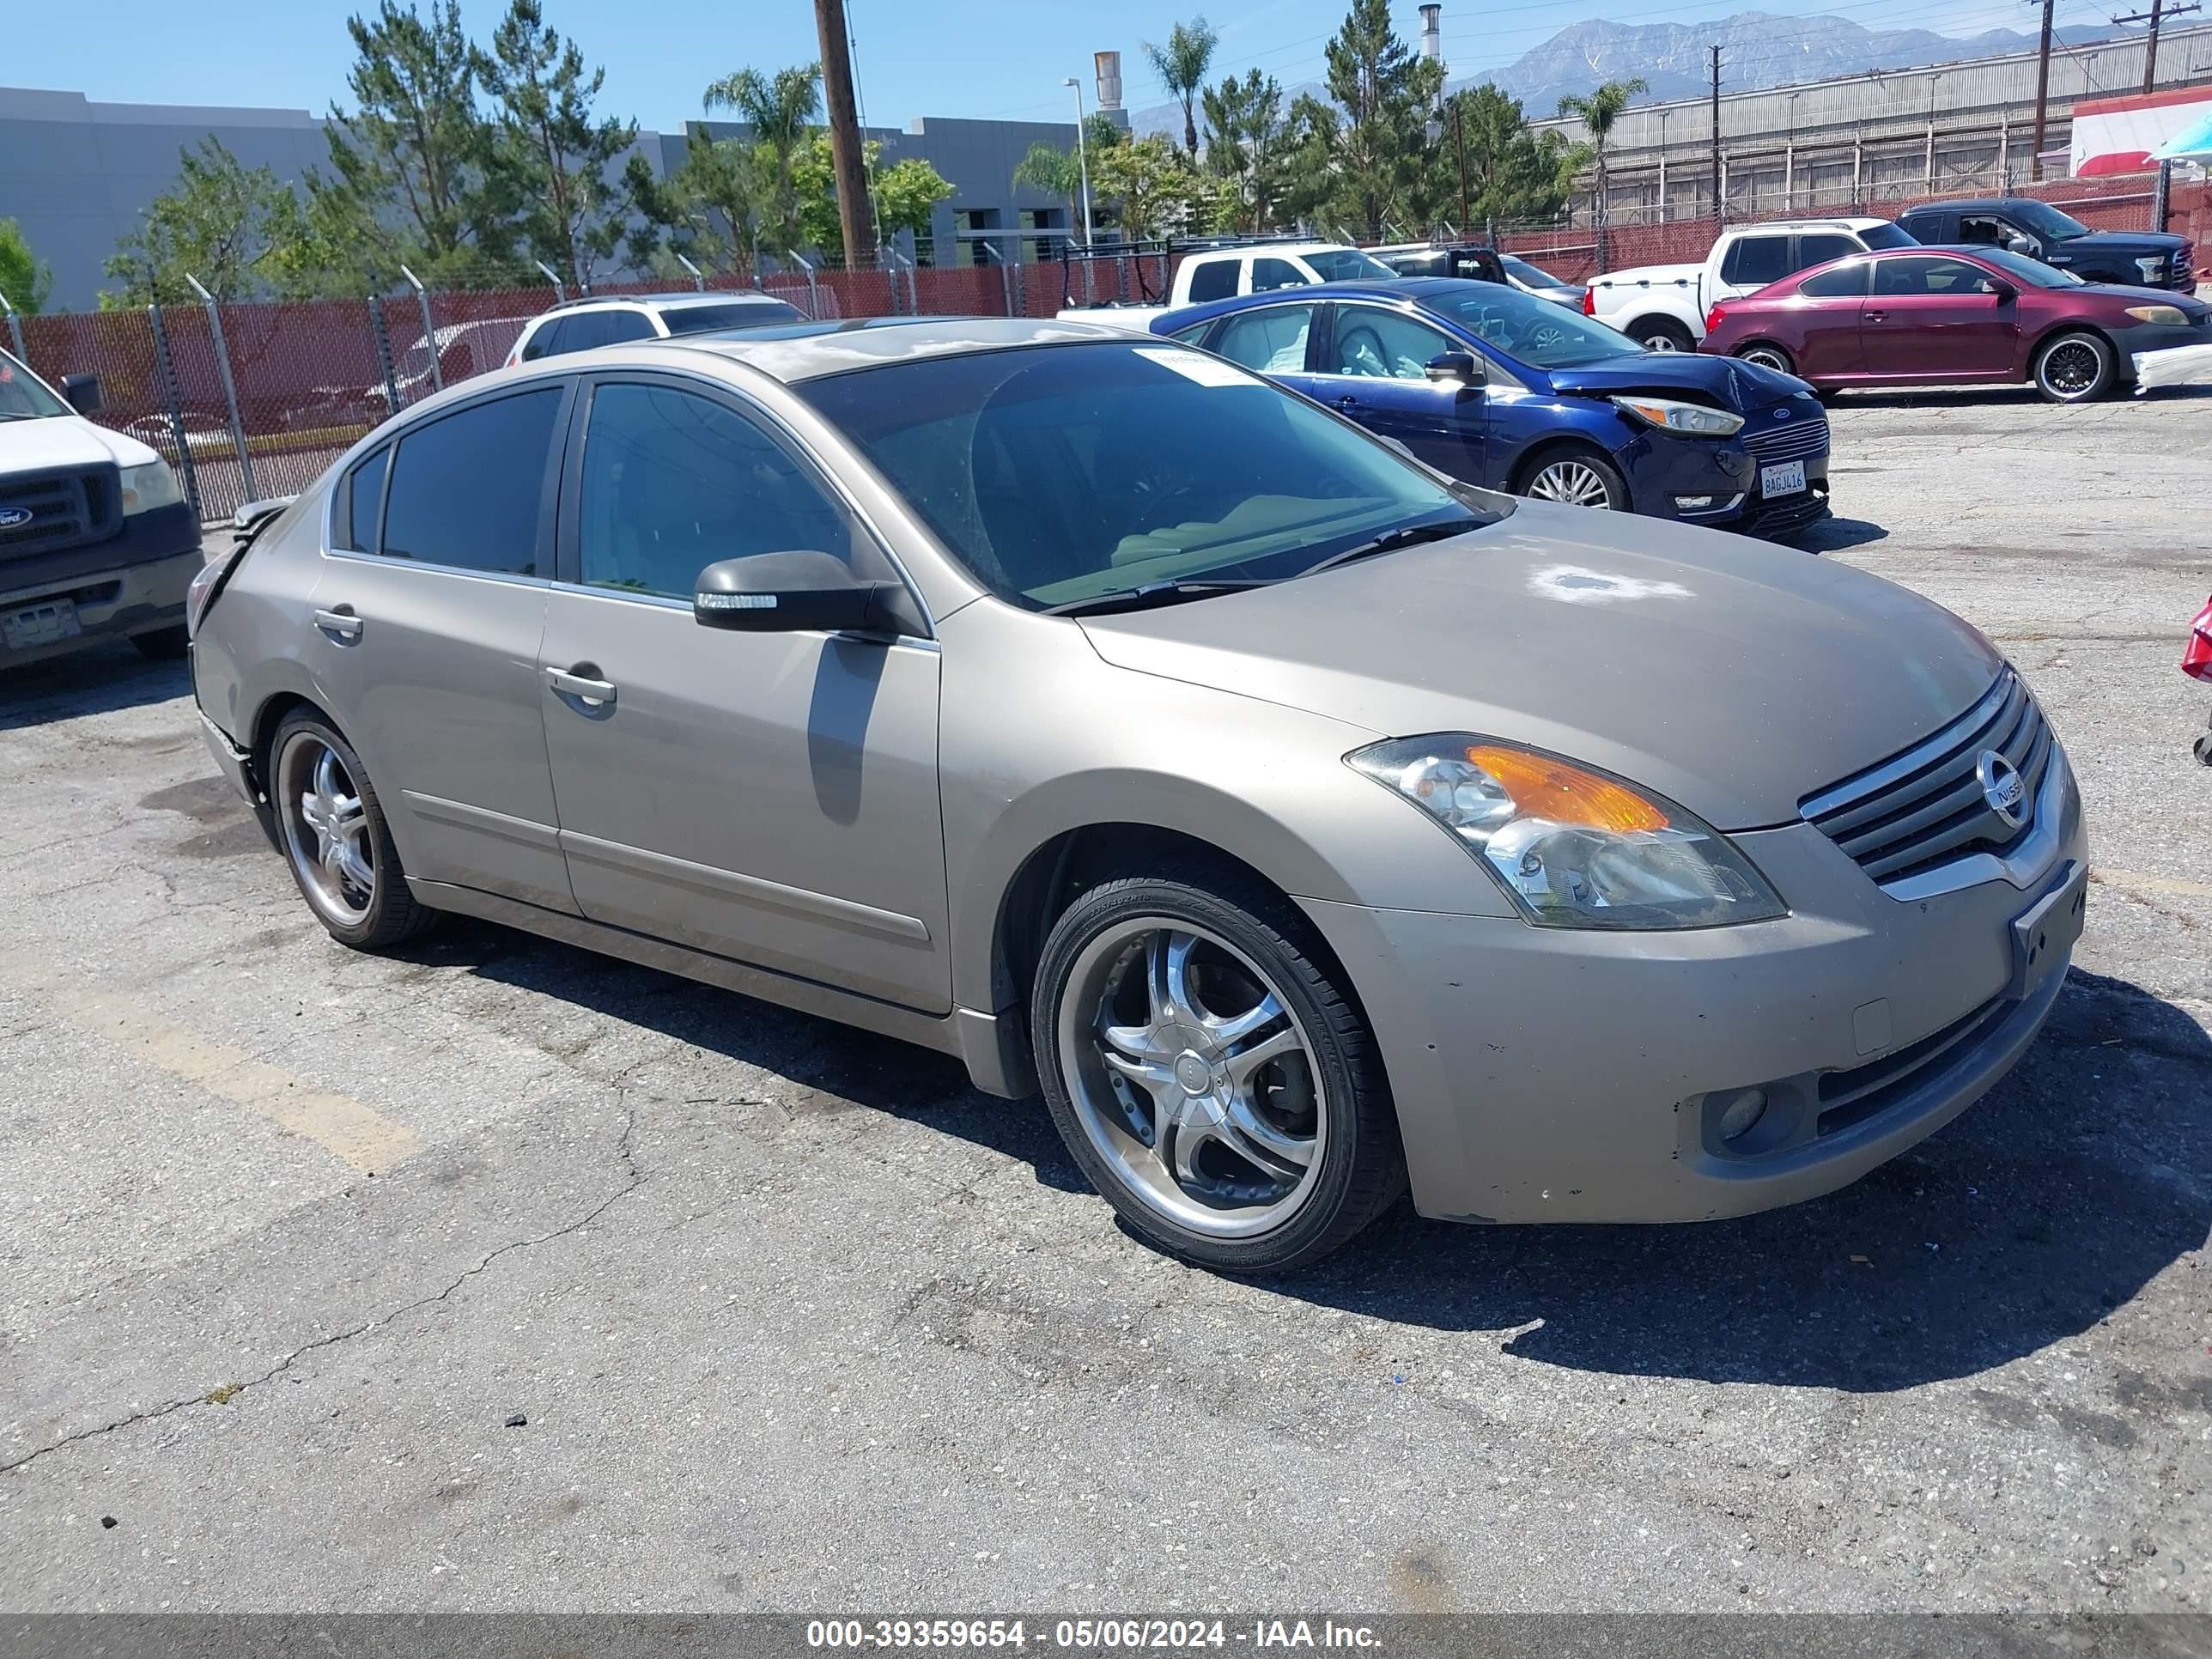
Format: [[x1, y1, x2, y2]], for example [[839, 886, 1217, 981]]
[[1556, 76, 1647, 271], [703, 64, 823, 256], [1143, 17, 1219, 156]]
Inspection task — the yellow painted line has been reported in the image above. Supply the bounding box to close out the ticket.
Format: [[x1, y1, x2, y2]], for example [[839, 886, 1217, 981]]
[[1, 963, 418, 1174], [2091, 868, 2212, 901]]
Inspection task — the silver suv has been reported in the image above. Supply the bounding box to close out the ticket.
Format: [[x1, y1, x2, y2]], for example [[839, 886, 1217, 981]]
[[189, 319, 2087, 1270], [506, 290, 805, 366]]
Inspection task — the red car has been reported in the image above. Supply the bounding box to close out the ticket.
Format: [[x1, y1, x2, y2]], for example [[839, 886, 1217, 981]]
[[1698, 244, 2212, 403]]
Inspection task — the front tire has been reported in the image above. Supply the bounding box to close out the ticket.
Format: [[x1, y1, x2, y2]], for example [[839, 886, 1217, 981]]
[[2033, 331, 2114, 403], [1030, 869, 1405, 1273], [1519, 447, 1631, 512], [270, 710, 433, 950], [1632, 318, 1695, 353]]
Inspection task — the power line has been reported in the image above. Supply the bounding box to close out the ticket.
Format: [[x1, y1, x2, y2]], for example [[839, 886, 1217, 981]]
[[2114, 0, 2203, 86]]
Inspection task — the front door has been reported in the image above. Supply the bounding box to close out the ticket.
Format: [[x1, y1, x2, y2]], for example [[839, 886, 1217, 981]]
[[1859, 255, 2017, 381], [307, 381, 578, 914], [1787, 258, 1871, 380], [1306, 302, 1486, 484], [536, 374, 950, 1013]]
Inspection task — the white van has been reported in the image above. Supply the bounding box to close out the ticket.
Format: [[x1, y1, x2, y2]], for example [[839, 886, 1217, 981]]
[[1, 346, 203, 669]]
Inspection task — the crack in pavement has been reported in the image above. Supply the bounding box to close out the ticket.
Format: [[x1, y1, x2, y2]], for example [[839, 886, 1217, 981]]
[[0, 1096, 646, 1480]]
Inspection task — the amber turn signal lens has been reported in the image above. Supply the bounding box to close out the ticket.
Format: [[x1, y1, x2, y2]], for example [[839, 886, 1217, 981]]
[[1464, 745, 1671, 834]]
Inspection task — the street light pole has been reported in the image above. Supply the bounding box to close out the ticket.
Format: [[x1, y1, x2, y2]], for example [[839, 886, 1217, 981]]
[[1065, 77, 1095, 250]]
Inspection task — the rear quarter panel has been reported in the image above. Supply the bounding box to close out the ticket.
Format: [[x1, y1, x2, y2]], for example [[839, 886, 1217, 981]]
[[191, 483, 335, 756]]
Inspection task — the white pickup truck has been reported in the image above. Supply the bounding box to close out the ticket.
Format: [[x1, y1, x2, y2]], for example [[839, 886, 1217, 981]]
[[1586, 218, 1918, 352], [1056, 241, 1403, 331]]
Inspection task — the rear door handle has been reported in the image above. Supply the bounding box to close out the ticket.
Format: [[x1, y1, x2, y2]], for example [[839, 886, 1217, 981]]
[[313, 606, 362, 641], [544, 665, 617, 707]]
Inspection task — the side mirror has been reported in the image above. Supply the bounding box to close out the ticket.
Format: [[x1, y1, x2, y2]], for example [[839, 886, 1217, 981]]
[[2006, 234, 2037, 257], [60, 373, 104, 416], [1425, 350, 1484, 386], [694, 550, 918, 637], [1985, 277, 2019, 303]]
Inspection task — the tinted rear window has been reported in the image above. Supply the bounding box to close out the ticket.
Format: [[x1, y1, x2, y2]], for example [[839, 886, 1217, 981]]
[[659, 300, 805, 336], [380, 388, 563, 574]]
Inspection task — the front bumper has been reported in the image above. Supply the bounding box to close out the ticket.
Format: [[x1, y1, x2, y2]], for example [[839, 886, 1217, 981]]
[[1299, 748, 2087, 1225], [0, 503, 204, 669], [1625, 433, 1830, 539]]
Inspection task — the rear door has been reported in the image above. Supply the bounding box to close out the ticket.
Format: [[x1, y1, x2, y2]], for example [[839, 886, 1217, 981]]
[[308, 380, 577, 913], [1211, 301, 1324, 393], [1305, 301, 1485, 483], [1859, 255, 2016, 380]]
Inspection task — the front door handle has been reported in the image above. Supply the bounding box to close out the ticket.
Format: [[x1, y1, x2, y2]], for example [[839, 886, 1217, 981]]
[[1864, 310, 1887, 324], [544, 664, 617, 708], [313, 605, 362, 641], [1335, 394, 1360, 410]]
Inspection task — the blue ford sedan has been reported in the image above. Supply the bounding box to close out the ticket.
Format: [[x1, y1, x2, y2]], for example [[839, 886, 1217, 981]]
[[1152, 277, 1831, 537]]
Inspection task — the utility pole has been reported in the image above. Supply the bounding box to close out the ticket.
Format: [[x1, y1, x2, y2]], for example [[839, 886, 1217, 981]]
[[2028, 0, 2055, 182], [1710, 46, 1724, 223], [814, 0, 873, 267], [2115, 0, 2202, 90], [1451, 99, 1473, 235]]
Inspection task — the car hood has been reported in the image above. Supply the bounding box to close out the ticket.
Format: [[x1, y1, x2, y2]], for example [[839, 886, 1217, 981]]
[[2072, 281, 2212, 318], [1540, 351, 1809, 406], [0, 413, 157, 471], [1078, 504, 2003, 830], [2059, 229, 2189, 254]]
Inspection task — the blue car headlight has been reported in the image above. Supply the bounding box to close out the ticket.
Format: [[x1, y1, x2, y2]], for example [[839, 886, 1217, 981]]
[[1610, 395, 1745, 437]]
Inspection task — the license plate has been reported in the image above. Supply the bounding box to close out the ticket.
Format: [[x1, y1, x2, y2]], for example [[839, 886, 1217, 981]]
[[2007, 862, 2087, 1001], [1759, 459, 1807, 498], [2, 599, 82, 651]]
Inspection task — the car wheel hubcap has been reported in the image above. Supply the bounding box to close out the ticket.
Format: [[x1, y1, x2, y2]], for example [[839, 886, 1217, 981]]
[[1745, 349, 1788, 371], [1528, 461, 1615, 508], [2045, 342, 2101, 396], [1057, 919, 1325, 1239], [1644, 334, 1679, 352], [280, 735, 375, 926]]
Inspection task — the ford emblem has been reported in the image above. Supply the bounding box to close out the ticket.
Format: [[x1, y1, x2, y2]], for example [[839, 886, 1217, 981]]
[[0, 507, 33, 530], [1976, 750, 2029, 830], [1771, 407, 1791, 421]]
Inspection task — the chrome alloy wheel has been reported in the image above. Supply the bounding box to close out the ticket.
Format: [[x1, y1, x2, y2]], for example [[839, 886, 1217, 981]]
[[1526, 459, 1617, 508], [1056, 919, 1326, 1238], [278, 732, 375, 927], [1741, 346, 1792, 374]]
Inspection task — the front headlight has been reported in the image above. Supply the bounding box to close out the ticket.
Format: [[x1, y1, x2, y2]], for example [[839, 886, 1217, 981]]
[[1608, 395, 1744, 437], [2136, 257, 2167, 283], [1346, 735, 1786, 930], [119, 459, 184, 515], [2124, 303, 2188, 326]]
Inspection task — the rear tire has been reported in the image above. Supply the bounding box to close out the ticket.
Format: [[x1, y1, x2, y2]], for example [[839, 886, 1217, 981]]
[[1518, 447, 1631, 512], [1632, 318, 1695, 353], [1737, 343, 1796, 376], [131, 625, 190, 660], [2195, 729, 2212, 768], [270, 709, 434, 951], [2033, 331, 2114, 404], [1030, 866, 1405, 1273]]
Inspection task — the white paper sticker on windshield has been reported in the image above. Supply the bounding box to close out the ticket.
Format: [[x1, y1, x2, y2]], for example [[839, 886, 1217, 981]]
[[1134, 346, 1250, 388]]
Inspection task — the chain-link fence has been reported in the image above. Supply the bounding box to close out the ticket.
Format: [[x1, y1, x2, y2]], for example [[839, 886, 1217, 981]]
[[10, 169, 2198, 526]]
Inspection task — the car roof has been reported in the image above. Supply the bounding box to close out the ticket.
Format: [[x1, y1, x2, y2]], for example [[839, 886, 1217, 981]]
[[667, 314, 1147, 383], [1900, 198, 2028, 213], [1734, 217, 1893, 233], [549, 290, 797, 312]]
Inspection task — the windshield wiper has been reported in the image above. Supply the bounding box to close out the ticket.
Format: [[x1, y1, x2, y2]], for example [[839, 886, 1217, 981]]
[[1040, 578, 1274, 617], [1298, 516, 1484, 579]]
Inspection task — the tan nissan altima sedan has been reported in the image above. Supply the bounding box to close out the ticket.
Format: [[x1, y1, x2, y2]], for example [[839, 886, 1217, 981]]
[[187, 317, 2087, 1272]]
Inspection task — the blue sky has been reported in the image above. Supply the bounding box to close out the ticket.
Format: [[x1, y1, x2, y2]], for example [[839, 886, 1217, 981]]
[[9, 0, 2121, 130]]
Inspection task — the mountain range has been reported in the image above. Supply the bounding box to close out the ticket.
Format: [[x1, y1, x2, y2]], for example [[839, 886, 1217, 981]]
[[1126, 9, 2120, 134]]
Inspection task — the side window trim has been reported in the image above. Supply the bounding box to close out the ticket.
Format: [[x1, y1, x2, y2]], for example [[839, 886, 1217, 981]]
[[322, 378, 574, 582], [553, 367, 935, 639]]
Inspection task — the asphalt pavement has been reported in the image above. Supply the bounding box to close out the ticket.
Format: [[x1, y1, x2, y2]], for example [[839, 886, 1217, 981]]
[[1, 385, 2208, 1615]]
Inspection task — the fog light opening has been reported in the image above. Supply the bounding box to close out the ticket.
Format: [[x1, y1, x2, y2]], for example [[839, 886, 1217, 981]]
[[1674, 495, 1715, 510], [1715, 1085, 1769, 1143]]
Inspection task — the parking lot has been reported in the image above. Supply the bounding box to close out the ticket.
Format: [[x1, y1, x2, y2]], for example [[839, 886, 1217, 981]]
[[1, 384, 2208, 1614]]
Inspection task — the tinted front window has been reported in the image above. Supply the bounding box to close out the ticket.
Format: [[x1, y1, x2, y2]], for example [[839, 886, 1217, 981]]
[[659, 300, 805, 336], [1185, 259, 1238, 302], [1798, 260, 1869, 298], [1722, 235, 1795, 287], [1330, 307, 1452, 379], [1250, 258, 1306, 292], [1303, 248, 1397, 282], [342, 447, 389, 550], [577, 383, 868, 600], [380, 387, 562, 574], [1873, 256, 1997, 296], [1425, 282, 1642, 368], [2007, 202, 2090, 242], [0, 349, 68, 420], [796, 343, 1484, 609], [1214, 305, 1314, 372], [1858, 222, 1918, 250]]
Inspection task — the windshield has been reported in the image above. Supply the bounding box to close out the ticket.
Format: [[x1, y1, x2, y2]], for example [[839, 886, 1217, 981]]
[[2006, 201, 2091, 243], [1304, 248, 1398, 282], [1500, 254, 1569, 288], [0, 349, 69, 421], [796, 341, 1492, 610], [1966, 246, 2087, 288], [660, 299, 804, 336], [1424, 281, 1644, 368], [1860, 222, 1919, 251]]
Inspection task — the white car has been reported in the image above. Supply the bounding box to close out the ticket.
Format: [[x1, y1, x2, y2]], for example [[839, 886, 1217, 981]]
[[1586, 219, 1917, 352], [505, 292, 807, 366], [1, 347, 202, 668], [1056, 242, 1402, 331]]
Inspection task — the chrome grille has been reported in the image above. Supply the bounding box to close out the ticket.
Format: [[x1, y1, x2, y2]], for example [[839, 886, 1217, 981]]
[[1742, 408, 1829, 465], [1800, 671, 2052, 887]]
